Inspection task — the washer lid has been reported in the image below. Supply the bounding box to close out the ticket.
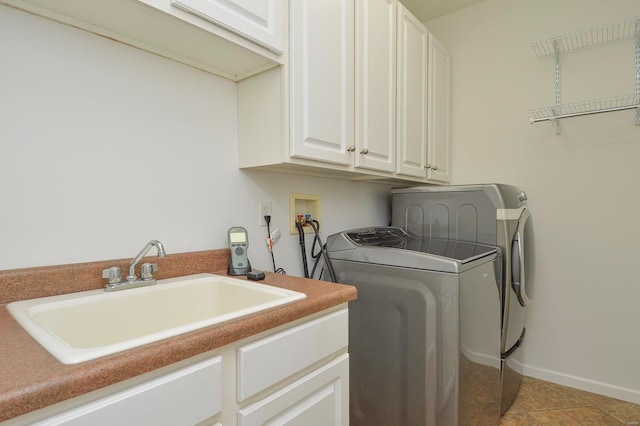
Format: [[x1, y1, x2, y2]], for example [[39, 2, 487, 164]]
[[326, 227, 498, 273]]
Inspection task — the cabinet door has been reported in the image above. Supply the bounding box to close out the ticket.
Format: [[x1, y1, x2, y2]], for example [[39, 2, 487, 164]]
[[171, 0, 284, 54], [34, 356, 222, 426], [290, 0, 354, 166], [395, 4, 428, 178], [237, 354, 349, 426], [354, 0, 396, 173], [427, 34, 451, 183]]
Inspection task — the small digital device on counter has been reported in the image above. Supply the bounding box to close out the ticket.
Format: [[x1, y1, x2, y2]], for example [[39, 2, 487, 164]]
[[247, 271, 266, 281], [228, 226, 252, 275]]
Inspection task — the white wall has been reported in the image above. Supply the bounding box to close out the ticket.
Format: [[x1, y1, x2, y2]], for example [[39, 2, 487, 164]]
[[428, 0, 640, 403], [0, 6, 391, 274], [6, 0, 640, 406]]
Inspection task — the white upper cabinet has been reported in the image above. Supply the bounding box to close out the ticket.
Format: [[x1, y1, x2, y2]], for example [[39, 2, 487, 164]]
[[170, 0, 284, 54], [289, 0, 355, 166], [290, 0, 399, 173], [354, 0, 397, 173], [238, 0, 451, 184], [427, 34, 451, 183], [4, 0, 284, 81], [395, 3, 429, 178], [395, 4, 451, 184]]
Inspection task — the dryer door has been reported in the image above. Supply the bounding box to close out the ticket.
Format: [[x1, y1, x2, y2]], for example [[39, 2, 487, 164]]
[[511, 208, 534, 306]]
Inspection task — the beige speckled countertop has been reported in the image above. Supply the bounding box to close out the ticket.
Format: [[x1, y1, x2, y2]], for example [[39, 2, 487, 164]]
[[0, 249, 357, 422]]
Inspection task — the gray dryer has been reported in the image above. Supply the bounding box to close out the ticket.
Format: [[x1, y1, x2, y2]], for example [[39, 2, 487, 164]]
[[391, 184, 534, 414], [326, 227, 501, 426]]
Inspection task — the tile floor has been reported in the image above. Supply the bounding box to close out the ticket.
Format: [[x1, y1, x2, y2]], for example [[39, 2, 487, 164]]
[[500, 376, 640, 425]]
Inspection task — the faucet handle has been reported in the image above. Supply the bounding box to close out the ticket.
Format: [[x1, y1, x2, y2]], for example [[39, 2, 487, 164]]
[[141, 263, 158, 281], [102, 267, 122, 285]]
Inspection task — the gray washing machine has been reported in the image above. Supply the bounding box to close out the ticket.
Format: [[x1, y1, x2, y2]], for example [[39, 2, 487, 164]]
[[391, 184, 534, 415], [326, 227, 501, 426]]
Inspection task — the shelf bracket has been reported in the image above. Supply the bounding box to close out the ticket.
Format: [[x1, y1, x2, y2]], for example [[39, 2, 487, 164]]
[[553, 38, 562, 134], [635, 18, 640, 125]]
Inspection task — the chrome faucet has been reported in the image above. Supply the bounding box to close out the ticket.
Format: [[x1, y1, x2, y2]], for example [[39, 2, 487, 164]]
[[102, 239, 167, 291], [126, 239, 166, 282]]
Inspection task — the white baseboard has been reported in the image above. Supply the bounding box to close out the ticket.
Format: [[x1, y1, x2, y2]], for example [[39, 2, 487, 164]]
[[460, 344, 500, 369], [515, 361, 640, 405]]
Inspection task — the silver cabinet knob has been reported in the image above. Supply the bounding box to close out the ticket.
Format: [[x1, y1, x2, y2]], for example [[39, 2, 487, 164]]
[[360, 148, 369, 155], [432, 165, 438, 171], [425, 164, 432, 169], [102, 267, 121, 284], [347, 145, 356, 152]]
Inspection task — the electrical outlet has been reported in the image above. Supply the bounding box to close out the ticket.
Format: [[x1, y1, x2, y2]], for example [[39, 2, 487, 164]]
[[259, 201, 272, 226]]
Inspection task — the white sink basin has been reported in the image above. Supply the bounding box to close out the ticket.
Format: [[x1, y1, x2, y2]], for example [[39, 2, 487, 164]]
[[7, 273, 306, 364]]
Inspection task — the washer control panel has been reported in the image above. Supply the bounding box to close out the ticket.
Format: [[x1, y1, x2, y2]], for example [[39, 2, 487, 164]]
[[346, 227, 411, 246]]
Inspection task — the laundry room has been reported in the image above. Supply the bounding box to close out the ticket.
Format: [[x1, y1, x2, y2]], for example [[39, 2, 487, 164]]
[[1, 0, 639, 425]]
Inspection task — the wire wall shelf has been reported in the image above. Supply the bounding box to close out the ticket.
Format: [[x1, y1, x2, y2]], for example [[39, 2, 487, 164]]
[[529, 16, 640, 132], [529, 94, 640, 123], [531, 16, 640, 58]]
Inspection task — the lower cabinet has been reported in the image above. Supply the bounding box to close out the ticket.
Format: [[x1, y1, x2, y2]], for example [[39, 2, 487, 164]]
[[238, 354, 349, 426], [6, 307, 349, 426], [23, 357, 223, 426], [236, 308, 349, 426]]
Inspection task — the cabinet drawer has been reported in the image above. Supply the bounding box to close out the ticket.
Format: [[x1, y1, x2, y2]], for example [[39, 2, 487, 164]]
[[34, 356, 222, 426], [238, 353, 349, 426], [237, 309, 348, 402]]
